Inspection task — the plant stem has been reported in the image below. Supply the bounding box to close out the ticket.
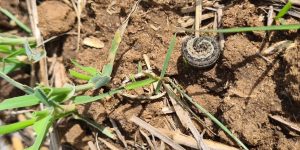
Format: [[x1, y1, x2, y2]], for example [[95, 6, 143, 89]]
[[74, 83, 95, 92]]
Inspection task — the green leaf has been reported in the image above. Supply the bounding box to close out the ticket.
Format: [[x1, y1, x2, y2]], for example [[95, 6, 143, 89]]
[[89, 74, 111, 89], [0, 7, 31, 33], [0, 118, 36, 135], [26, 115, 54, 150], [0, 63, 23, 74], [0, 36, 36, 45], [0, 71, 34, 94], [74, 78, 157, 104], [8, 48, 27, 57], [74, 88, 122, 104], [69, 69, 92, 81], [201, 24, 300, 33], [0, 45, 11, 53], [70, 59, 98, 76], [0, 94, 40, 111], [125, 78, 157, 90], [34, 88, 51, 107], [101, 63, 113, 77], [74, 83, 95, 92], [73, 114, 116, 139], [46, 86, 75, 103], [275, 1, 293, 20], [108, 31, 122, 61], [60, 84, 76, 102], [101, 31, 122, 77], [155, 34, 177, 93]]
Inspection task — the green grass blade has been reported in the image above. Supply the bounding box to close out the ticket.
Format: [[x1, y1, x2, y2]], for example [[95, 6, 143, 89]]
[[0, 118, 36, 135], [275, 1, 293, 20], [0, 63, 24, 74], [34, 88, 51, 107], [125, 78, 157, 90], [26, 115, 53, 150], [74, 78, 157, 104], [1, 57, 22, 63], [74, 88, 122, 104], [43, 86, 75, 103], [201, 24, 300, 33], [0, 71, 34, 94], [73, 114, 116, 139], [0, 36, 36, 45], [70, 59, 98, 76], [168, 80, 248, 150], [0, 7, 31, 33], [55, 85, 75, 103], [69, 69, 92, 81], [155, 34, 177, 93], [102, 64, 113, 77], [74, 83, 95, 92], [4, 48, 26, 59], [0, 94, 40, 111], [102, 31, 122, 76], [0, 45, 11, 53]]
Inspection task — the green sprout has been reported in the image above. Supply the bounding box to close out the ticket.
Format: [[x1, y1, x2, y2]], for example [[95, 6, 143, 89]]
[[275, 0, 293, 20]]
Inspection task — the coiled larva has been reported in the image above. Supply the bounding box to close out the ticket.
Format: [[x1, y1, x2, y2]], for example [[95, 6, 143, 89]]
[[181, 36, 221, 68]]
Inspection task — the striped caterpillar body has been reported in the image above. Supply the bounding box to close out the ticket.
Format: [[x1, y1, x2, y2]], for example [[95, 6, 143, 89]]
[[181, 36, 221, 68]]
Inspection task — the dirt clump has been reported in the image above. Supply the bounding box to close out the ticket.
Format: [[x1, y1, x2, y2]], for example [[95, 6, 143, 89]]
[[38, 1, 76, 37]]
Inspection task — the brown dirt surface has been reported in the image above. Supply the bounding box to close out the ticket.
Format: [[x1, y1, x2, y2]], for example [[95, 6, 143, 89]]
[[1, 0, 300, 149], [283, 43, 300, 105]]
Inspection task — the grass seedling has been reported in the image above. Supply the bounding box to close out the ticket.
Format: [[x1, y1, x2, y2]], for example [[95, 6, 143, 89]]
[[155, 34, 177, 94], [0, 69, 157, 149], [70, 26, 124, 91]]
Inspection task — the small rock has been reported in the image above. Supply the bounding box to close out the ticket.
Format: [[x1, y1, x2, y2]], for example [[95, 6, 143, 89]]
[[82, 37, 105, 48]]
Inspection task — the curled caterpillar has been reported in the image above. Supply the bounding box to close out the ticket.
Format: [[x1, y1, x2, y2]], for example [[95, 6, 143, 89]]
[[181, 36, 221, 68]]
